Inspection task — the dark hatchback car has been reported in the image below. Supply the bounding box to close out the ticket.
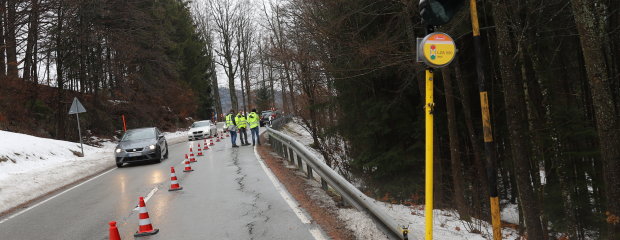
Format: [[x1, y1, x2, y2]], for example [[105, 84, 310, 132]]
[[115, 127, 168, 167]]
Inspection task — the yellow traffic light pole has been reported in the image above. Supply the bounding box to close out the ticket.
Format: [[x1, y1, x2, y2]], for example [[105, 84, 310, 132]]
[[424, 68, 434, 240]]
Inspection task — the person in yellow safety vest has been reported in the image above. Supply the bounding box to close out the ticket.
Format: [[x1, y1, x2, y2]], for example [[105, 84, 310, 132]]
[[225, 110, 239, 148], [247, 109, 260, 146], [235, 111, 249, 146]]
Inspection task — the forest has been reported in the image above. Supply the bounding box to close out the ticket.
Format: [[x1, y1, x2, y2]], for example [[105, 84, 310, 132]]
[[248, 0, 620, 239], [0, 0, 618, 239], [0, 0, 215, 139]]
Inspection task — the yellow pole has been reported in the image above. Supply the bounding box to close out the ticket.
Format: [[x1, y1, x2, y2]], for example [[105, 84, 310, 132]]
[[425, 68, 434, 240], [469, 0, 502, 239]]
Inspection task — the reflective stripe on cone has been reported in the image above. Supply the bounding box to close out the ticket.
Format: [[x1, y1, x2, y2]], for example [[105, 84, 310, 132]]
[[183, 160, 194, 172], [169, 167, 183, 191], [197, 144, 203, 157]]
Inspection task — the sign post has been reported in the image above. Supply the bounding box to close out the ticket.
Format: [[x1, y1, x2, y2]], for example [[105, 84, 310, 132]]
[[68, 97, 87, 157], [122, 115, 127, 132], [418, 31, 456, 240]]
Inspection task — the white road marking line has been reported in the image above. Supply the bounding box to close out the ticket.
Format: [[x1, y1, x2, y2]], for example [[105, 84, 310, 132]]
[[0, 168, 116, 225], [309, 228, 328, 240], [133, 187, 159, 211], [253, 146, 328, 240]]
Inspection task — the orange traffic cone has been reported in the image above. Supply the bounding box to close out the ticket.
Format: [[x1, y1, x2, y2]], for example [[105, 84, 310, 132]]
[[203, 139, 209, 150], [197, 144, 203, 156], [210, 139, 214, 146], [189, 147, 196, 162], [168, 167, 183, 191], [134, 197, 159, 237], [183, 159, 194, 172], [109, 221, 121, 240]]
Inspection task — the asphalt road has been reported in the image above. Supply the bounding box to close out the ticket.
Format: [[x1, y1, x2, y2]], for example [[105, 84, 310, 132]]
[[0, 135, 323, 239]]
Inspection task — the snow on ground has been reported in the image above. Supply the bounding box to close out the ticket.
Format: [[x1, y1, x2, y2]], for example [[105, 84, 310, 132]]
[[500, 203, 519, 225], [0, 130, 187, 215], [280, 121, 522, 240]]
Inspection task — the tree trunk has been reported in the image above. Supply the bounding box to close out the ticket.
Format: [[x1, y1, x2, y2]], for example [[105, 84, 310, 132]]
[[244, 67, 252, 110], [283, 61, 296, 114], [0, 0, 6, 80], [441, 67, 470, 220], [491, 1, 545, 238], [211, 62, 223, 120], [55, 2, 65, 140], [228, 71, 238, 111], [240, 65, 247, 113], [24, 0, 40, 83], [5, 0, 17, 79], [570, 0, 620, 237], [454, 58, 490, 213], [280, 71, 288, 112]]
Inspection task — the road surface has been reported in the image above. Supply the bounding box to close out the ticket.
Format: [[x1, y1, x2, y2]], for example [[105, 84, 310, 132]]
[[0, 135, 323, 239]]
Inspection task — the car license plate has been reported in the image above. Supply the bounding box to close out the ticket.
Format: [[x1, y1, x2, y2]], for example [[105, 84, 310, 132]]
[[128, 152, 141, 157]]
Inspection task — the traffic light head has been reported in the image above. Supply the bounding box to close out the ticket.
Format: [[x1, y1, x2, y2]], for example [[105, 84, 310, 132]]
[[419, 0, 464, 26]]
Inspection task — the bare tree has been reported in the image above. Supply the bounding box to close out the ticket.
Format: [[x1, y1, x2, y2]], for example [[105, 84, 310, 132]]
[[210, 0, 240, 111], [235, 2, 255, 113], [193, 1, 223, 119]]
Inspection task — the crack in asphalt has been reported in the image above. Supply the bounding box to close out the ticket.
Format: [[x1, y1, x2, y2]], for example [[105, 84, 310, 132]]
[[230, 149, 272, 239]]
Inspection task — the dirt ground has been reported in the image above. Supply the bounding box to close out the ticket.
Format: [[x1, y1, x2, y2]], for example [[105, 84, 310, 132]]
[[256, 134, 355, 240]]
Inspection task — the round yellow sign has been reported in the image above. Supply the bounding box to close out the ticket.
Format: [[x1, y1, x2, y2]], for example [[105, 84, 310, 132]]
[[421, 32, 456, 68]]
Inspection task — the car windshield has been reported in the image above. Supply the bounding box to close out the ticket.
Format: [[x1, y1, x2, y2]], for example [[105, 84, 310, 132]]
[[191, 121, 211, 128], [121, 129, 155, 141]]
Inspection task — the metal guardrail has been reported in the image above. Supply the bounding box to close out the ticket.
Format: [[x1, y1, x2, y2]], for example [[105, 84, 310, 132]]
[[266, 126, 405, 239], [269, 115, 292, 130]]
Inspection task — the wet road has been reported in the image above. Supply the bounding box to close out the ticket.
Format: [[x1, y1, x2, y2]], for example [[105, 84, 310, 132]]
[[0, 135, 323, 239]]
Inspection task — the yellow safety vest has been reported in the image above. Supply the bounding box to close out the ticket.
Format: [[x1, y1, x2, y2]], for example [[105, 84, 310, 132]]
[[247, 112, 259, 129], [225, 114, 234, 127], [235, 115, 247, 128]]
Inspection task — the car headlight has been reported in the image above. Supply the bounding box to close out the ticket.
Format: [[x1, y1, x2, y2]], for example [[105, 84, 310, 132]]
[[149, 145, 156, 150], [115, 148, 122, 153]]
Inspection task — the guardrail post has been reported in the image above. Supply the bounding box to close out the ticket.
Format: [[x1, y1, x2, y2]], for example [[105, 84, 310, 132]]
[[297, 155, 303, 169], [288, 148, 296, 163], [321, 178, 328, 190], [285, 144, 290, 161], [307, 164, 313, 179]]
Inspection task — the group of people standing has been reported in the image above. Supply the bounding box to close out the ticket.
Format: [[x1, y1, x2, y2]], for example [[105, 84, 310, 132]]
[[225, 109, 261, 148]]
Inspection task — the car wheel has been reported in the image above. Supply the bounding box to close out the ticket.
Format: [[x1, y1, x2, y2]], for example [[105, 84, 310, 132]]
[[163, 142, 169, 159], [116, 161, 123, 168], [153, 147, 163, 163]]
